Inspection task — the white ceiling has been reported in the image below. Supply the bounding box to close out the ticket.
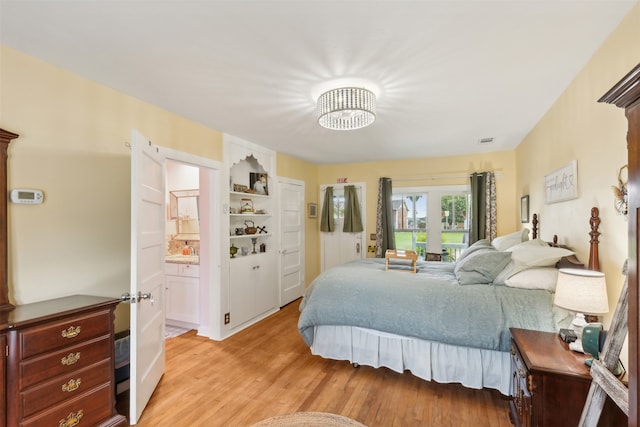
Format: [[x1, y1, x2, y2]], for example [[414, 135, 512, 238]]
[[0, 1, 635, 165]]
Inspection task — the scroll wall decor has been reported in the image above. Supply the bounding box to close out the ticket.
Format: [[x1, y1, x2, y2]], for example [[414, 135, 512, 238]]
[[544, 159, 578, 204]]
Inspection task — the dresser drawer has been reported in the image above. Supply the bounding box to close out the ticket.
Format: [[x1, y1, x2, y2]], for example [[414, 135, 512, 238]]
[[21, 383, 113, 427], [19, 309, 112, 359], [19, 335, 111, 389], [20, 359, 111, 418]]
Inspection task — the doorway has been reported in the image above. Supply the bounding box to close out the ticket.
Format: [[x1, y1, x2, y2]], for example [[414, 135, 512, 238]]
[[320, 183, 366, 272], [162, 148, 224, 340]]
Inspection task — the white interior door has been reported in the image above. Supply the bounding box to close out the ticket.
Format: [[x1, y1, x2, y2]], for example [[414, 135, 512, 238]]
[[320, 184, 365, 272], [279, 178, 305, 306], [130, 130, 166, 424]]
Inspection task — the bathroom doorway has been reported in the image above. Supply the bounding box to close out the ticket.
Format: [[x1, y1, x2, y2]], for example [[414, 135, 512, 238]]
[[162, 148, 224, 340]]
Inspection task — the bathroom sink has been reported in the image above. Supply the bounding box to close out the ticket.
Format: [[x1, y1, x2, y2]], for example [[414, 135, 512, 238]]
[[165, 254, 200, 264]]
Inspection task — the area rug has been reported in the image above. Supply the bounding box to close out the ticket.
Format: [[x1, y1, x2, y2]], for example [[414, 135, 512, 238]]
[[250, 412, 367, 427]]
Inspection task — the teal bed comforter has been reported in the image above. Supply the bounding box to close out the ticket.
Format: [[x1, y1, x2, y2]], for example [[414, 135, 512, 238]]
[[298, 259, 559, 352]]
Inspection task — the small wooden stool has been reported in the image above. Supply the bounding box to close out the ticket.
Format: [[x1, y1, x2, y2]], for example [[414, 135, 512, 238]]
[[385, 249, 418, 273]]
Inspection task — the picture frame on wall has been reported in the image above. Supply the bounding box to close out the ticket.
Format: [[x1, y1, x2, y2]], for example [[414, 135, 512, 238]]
[[250, 172, 268, 195], [308, 203, 317, 218], [520, 195, 529, 223], [544, 160, 578, 204]]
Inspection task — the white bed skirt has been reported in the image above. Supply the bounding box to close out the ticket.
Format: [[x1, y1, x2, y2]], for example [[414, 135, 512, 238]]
[[310, 325, 512, 396]]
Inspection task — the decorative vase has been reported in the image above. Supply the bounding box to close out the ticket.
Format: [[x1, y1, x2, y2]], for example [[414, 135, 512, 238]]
[[230, 244, 238, 258]]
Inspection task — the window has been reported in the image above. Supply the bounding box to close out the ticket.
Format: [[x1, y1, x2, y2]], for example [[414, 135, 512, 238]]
[[392, 192, 427, 259], [393, 186, 470, 261]]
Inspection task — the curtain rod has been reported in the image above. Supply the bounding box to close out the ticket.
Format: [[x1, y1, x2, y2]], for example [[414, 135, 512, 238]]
[[392, 171, 503, 182]]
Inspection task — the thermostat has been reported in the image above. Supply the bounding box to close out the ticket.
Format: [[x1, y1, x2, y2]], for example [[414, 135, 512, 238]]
[[10, 189, 44, 204]]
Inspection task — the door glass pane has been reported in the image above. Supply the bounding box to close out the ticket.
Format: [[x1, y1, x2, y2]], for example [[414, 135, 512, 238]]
[[440, 193, 470, 262], [392, 193, 427, 259]]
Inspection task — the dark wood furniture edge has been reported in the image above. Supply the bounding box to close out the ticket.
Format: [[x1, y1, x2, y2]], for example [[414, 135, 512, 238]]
[[598, 61, 640, 427], [0, 128, 18, 312]]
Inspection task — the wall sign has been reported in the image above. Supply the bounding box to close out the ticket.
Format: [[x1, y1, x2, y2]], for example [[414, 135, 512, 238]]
[[544, 160, 578, 204]]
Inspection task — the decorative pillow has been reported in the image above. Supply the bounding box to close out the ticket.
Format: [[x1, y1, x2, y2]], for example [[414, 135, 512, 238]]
[[505, 238, 550, 252], [455, 239, 492, 264], [504, 268, 559, 291], [510, 245, 574, 267], [455, 250, 512, 285], [492, 229, 529, 251]]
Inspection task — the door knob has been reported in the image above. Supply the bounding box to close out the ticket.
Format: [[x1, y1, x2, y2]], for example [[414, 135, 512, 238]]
[[138, 292, 154, 304]]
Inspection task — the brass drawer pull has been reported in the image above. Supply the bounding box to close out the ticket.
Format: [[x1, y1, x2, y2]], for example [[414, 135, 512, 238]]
[[59, 410, 83, 427], [61, 326, 81, 339], [62, 378, 81, 392], [61, 352, 81, 366]]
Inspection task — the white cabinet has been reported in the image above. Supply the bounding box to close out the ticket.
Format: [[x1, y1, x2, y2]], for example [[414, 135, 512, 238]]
[[224, 134, 278, 332], [228, 253, 276, 328], [165, 263, 200, 325]]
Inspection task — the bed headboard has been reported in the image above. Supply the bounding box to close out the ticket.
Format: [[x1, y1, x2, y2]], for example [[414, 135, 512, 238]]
[[533, 207, 601, 271]]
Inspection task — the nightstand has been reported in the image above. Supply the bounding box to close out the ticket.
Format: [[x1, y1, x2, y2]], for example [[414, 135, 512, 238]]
[[509, 328, 626, 427]]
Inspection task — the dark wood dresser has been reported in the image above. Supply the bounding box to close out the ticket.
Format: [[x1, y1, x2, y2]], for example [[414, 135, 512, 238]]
[[1, 295, 127, 427], [509, 328, 626, 427]]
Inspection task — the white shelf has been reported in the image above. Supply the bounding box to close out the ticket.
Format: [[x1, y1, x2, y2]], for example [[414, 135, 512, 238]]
[[230, 191, 270, 198], [230, 213, 271, 217], [230, 233, 272, 239]]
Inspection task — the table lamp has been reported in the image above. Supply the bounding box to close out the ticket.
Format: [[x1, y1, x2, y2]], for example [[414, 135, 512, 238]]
[[553, 268, 609, 339]]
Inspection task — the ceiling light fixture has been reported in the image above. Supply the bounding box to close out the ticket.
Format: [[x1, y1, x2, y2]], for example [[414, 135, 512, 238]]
[[317, 87, 376, 131]]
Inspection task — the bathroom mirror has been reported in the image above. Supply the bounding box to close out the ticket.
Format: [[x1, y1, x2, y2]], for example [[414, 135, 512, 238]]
[[169, 189, 200, 238]]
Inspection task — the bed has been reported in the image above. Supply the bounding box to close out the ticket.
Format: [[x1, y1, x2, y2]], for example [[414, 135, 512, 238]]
[[298, 210, 600, 396]]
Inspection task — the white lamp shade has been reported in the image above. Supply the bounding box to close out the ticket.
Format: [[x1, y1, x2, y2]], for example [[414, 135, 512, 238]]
[[553, 268, 609, 315]]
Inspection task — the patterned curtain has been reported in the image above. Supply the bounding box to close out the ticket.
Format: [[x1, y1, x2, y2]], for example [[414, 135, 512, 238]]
[[320, 186, 334, 232], [343, 185, 363, 232], [375, 177, 396, 257], [485, 172, 497, 241], [469, 172, 497, 243]]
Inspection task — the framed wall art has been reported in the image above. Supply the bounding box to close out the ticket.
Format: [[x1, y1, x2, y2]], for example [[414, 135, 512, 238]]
[[544, 160, 578, 204], [520, 195, 529, 223], [308, 203, 317, 218]]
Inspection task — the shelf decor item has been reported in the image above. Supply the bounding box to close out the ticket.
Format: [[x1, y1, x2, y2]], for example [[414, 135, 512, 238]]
[[250, 172, 269, 195], [241, 198, 254, 213], [244, 220, 257, 234]]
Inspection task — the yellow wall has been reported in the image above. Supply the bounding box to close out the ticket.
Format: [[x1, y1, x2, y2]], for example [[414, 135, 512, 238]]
[[317, 150, 518, 250], [1, 46, 224, 331], [516, 1, 640, 328]]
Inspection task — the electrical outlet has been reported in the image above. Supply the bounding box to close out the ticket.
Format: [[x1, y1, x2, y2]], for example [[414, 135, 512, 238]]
[[224, 312, 230, 324]]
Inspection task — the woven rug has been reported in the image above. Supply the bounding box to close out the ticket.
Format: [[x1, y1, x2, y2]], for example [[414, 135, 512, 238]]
[[250, 412, 367, 427]]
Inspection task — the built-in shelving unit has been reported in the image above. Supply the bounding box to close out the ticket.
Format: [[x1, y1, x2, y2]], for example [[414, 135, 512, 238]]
[[223, 134, 278, 332]]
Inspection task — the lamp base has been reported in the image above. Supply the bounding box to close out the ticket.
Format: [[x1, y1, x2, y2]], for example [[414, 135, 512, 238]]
[[572, 313, 588, 338], [585, 358, 626, 378]]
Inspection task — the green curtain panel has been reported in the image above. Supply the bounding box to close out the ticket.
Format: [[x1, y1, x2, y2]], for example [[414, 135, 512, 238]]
[[375, 177, 396, 257], [320, 186, 335, 232], [343, 185, 364, 232]]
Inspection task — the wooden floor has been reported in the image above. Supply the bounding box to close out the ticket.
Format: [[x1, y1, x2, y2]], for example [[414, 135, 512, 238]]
[[120, 299, 513, 426]]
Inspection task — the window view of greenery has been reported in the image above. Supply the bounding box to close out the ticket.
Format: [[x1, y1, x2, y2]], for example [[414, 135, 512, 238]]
[[392, 193, 427, 258], [393, 191, 470, 261], [441, 194, 470, 261]]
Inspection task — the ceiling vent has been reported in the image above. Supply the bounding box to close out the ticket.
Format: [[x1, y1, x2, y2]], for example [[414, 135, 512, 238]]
[[478, 137, 494, 145]]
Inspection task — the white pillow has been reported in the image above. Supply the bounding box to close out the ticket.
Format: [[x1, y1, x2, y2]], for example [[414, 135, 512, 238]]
[[506, 238, 549, 252], [510, 245, 574, 267], [504, 268, 559, 291], [492, 229, 529, 251]]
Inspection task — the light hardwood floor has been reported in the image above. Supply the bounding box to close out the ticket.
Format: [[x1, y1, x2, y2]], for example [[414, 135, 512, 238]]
[[121, 299, 513, 426]]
